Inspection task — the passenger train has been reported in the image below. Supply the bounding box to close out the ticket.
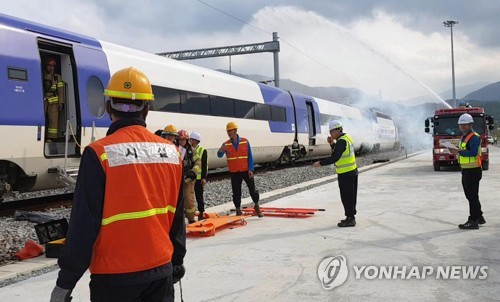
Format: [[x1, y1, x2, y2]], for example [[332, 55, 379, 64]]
[[0, 13, 399, 199]]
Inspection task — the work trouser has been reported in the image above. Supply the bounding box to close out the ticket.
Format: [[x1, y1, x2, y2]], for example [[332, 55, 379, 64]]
[[46, 102, 60, 139], [90, 275, 173, 302], [337, 169, 358, 217], [461, 167, 483, 220], [230, 171, 259, 208], [195, 179, 205, 214], [184, 180, 196, 221]]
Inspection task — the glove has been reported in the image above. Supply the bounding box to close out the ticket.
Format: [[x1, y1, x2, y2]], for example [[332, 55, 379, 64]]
[[185, 170, 196, 180], [50, 285, 72, 302], [172, 265, 185, 284]]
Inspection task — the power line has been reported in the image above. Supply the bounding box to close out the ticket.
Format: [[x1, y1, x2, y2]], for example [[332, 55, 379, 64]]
[[196, 0, 271, 35], [195, 0, 346, 79]]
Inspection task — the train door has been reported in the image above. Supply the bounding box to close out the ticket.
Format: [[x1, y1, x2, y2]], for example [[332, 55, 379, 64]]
[[306, 101, 317, 146], [38, 40, 79, 157]]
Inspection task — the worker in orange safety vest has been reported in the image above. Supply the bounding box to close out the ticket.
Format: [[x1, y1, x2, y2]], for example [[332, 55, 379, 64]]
[[50, 67, 186, 302], [217, 122, 263, 218]]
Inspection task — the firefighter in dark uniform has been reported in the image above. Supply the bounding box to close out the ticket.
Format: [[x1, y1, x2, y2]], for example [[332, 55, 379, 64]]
[[50, 67, 186, 302], [313, 120, 358, 227], [217, 122, 263, 218], [178, 129, 200, 224], [449, 113, 486, 229], [43, 58, 65, 141]]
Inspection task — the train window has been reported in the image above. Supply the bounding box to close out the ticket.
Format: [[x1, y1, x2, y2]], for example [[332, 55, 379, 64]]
[[86, 76, 106, 118], [8, 68, 28, 81], [182, 92, 210, 115], [255, 103, 271, 120], [271, 106, 286, 122], [235, 100, 254, 119], [152, 86, 181, 112], [210, 96, 235, 117]]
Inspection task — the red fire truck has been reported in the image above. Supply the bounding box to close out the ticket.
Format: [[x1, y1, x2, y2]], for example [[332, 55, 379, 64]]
[[425, 106, 494, 171]]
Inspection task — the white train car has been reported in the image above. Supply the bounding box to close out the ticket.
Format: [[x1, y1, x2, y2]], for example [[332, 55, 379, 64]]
[[101, 41, 298, 169], [0, 13, 399, 199]]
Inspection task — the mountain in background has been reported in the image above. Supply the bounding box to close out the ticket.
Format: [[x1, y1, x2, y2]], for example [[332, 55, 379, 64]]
[[462, 81, 500, 102]]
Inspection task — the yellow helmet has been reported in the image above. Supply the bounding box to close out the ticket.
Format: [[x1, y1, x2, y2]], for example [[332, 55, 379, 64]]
[[162, 124, 178, 135], [104, 67, 154, 101], [226, 121, 238, 131]]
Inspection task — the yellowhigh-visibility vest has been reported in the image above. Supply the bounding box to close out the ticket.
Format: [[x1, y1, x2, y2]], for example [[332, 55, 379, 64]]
[[194, 145, 207, 180], [458, 132, 482, 169], [335, 134, 357, 174]]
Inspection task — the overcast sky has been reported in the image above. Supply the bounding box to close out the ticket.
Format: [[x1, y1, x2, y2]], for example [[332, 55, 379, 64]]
[[2, 0, 499, 102]]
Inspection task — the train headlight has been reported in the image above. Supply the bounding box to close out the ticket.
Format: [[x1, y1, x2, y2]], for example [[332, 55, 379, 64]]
[[434, 148, 448, 154]]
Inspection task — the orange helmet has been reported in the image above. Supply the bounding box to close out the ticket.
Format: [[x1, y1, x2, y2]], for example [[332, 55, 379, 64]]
[[178, 130, 189, 140], [226, 122, 238, 131], [104, 67, 154, 101], [162, 125, 178, 136]]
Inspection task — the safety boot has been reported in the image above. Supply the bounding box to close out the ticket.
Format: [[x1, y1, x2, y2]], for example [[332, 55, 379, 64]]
[[198, 212, 205, 221], [478, 216, 486, 225], [254, 204, 264, 218], [458, 220, 479, 230], [236, 207, 242, 216], [338, 217, 356, 227]]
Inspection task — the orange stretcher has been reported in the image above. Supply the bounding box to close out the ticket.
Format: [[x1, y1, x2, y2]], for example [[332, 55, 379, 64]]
[[240, 207, 325, 218], [186, 213, 251, 237]]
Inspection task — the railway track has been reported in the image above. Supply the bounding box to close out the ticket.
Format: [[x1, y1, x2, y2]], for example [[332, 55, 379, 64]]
[[0, 193, 73, 217]]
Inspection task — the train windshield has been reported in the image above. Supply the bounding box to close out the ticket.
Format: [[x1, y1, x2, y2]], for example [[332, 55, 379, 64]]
[[433, 116, 486, 135]]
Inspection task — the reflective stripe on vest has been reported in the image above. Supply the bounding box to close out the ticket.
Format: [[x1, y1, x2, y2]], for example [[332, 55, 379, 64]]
[[47, 96, 59, 104], [225, 138, 249, 172], [458, 132, 482, 169], [47, 75, 64, 104], [335, 134, 357, 174], [88, 125, 182, 274], [195, 146, 207, 179], [101, 205, 176, 226]]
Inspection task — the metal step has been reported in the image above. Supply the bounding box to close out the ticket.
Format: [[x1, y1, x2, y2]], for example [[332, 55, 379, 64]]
[[49, 166, 79, 186]]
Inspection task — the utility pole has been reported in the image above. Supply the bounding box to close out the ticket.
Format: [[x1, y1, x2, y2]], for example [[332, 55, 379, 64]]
[[443, 20, 458, 107]]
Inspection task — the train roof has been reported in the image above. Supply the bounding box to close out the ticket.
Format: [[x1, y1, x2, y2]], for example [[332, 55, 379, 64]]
[[314, 97, 363, 120], [100, 41, 264, 103], [0, 13, 101, 48]]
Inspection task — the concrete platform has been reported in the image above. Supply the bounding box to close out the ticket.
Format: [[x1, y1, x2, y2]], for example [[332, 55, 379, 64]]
[[1, 147, 499, 301]]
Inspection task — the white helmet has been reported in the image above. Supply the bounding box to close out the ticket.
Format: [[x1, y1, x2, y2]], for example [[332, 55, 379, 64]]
[[329, 120, 343, 131], [458, 113, 474, 125], [190, 131, 202, 142]]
